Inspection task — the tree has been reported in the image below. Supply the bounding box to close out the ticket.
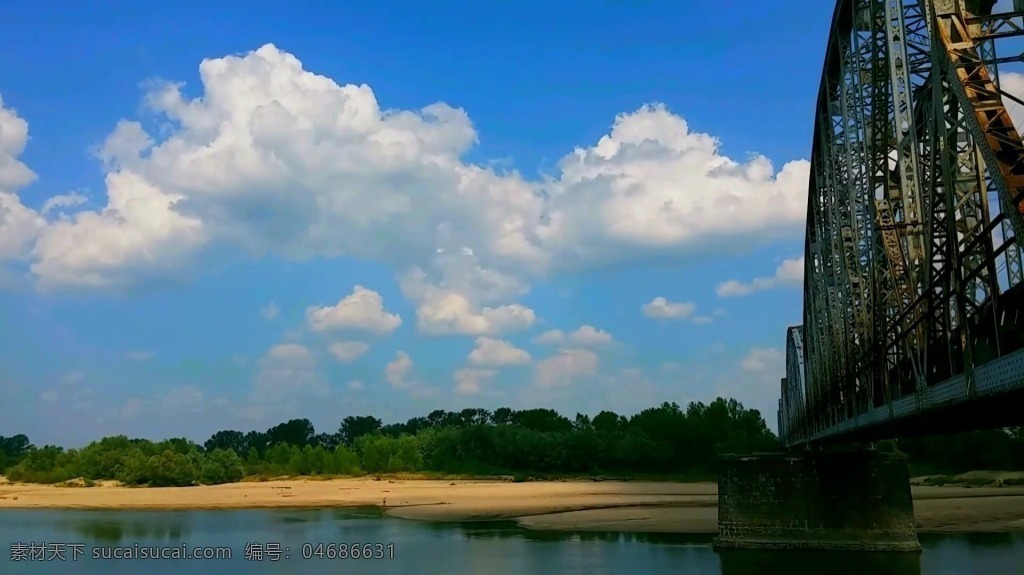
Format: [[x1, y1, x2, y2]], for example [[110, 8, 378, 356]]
[[244, 431, 269, 454], [266, 419, 316, 448], [459, 408, 492, 426], [19, 397, 960, 485], [200, 449, 245, 484], [0, 434, 33, 472], [204, 430, 246, 454], [339, 416, 382, 446], [511, 408, 573, 433], [491, 407, 514, 425], [0, 434, 32, 457], [592, 411, 626, 434], [426, 409, 452, 428], [573, 413, 592, 432], [313, 432, 341, 450]]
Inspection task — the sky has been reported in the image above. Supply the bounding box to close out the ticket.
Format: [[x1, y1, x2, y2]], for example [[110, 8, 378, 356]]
[[4, 0, 989, 447]]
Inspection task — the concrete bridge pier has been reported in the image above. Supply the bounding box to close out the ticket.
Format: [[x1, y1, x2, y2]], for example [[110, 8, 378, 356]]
[[713, 450, 920, 552]]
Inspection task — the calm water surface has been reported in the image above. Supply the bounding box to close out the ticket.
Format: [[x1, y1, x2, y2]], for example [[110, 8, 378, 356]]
[[1, 509, 1021, 574]]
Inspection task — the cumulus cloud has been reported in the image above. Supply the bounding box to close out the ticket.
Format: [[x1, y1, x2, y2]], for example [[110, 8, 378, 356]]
[[385, 351, 414, 388], [740, 347, 784, 372], [327, 341, 370, 363], [534, 349, 599, 388], [0, 97, 44, 263], [117, 398, 144, 419], [1002, 71, 1024, 132], [251, 343, 327, 403], [713, 345, 787, 426], [0, 44, 812, 302], [467, 336, 531, 366], [260, 301, 280, 320], [532, 325, 613, 346], [717, 256, 803, 297], [60, 371, 85, 385], [40, 192, 88, 216], [31, 166, 206, 290], [642, 297, 695, 319], [161, 385, 205, 411], [399, 266, 536, 335], [306, 285, 402, 335], [454, 368, 496, 395], [38, 372, 96, 406]]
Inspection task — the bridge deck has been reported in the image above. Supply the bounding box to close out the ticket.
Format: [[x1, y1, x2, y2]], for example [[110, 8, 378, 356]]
[[794, 348, 1024, 446]]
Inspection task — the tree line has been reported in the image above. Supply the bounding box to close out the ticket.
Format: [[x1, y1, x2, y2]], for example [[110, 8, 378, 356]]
[[0, 398, 775, 486], [1, 397, 1021, 487]]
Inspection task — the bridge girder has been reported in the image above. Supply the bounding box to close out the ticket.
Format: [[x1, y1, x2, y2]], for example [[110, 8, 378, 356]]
[[782, 0, 1024, 447]]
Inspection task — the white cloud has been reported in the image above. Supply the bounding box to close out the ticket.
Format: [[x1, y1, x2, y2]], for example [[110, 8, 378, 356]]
[[467, 336, 531, 366], [1002, 71, 1024, 132], [32, 168, 206, 290], [260, 301, 280, 320], [540, 105, 808, 270], [534, 349, 599, 388], [161, 385, 205, 411], [385, 351, 414, 389], [306, 285, 401, 335], [714, 346, 787, 429], [532, 325, 614, 346], [0, 97, 36, 190], [126, 350, 154, 361], [117, 398, 144, 419], [0, 96, 44, 264], [327, 341, 370, 363], [267, 343, 312, 361], [39, 377, 96, 405], [347, 380, 364, 391], [454, 368, 496, 395], [558, 325, 613, 345], [717, 256, 803, 297], [740, 347, 784, 372], [642, 297, 695, 319], [533, 331, 565, 345], [41, 192, 88, 216], [60, 371, 85, 385], [1, 44, 812, 300], [251, 343, 327, 403], [399, 266, 535, 335]]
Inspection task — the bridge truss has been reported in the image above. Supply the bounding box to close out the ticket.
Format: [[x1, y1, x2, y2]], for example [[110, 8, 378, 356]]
[[780, 0, 1024, 447]]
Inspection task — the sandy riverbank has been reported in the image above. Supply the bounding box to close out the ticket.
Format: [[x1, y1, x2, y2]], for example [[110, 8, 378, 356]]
[[2, 477, 1024, 534]]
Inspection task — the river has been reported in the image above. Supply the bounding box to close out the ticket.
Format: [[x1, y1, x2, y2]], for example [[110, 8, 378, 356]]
[[0, 509, 1020, 574]]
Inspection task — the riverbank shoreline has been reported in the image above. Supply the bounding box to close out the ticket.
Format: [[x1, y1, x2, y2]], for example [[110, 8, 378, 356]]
[[3, 477, 1024, 534]]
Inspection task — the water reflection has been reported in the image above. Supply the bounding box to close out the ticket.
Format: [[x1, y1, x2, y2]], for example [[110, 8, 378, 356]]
[[718, 549, 922, 575], [1, 509, 1019, 575], [64, 513, 189, 544], [436, 521, 715, 546], [922, 532, 1019, 548]]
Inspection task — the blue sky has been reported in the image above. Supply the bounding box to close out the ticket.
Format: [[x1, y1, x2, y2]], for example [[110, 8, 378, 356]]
[[0, 0, 838, 446]]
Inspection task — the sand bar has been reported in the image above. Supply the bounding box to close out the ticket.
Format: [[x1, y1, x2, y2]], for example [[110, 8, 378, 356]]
[[2, 478, 1024, 534]]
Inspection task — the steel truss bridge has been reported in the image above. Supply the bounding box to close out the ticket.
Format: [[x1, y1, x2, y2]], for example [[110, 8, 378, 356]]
[[779, 0, 1024, 448]]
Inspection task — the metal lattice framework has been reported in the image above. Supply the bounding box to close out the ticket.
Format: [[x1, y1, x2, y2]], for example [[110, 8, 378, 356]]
[[780, 0, 1024, 448]]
